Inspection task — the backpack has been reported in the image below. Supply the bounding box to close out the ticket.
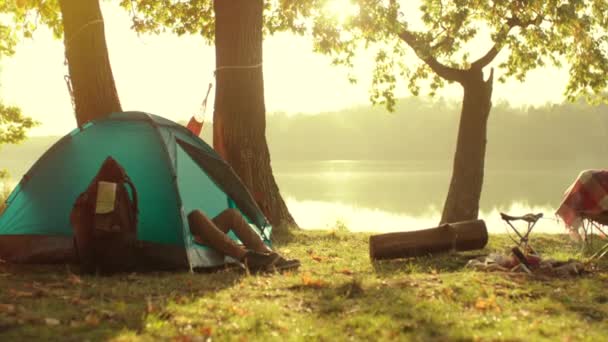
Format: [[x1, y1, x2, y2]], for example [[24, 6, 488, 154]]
[[70, 157, 139, 274]]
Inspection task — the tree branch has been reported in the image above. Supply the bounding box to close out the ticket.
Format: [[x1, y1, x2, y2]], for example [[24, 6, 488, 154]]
[[471, 45, 499, 69], [471, 14, 544, 69], [398, 30, 464, 83]]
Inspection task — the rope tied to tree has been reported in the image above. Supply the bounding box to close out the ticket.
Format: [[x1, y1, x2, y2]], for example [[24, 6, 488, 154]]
[[194, 61, 263, 126], [214, 62, 263, 73], [63, 19, 105, 54]]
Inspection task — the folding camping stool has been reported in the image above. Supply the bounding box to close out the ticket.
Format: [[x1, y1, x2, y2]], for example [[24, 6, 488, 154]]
[[500, 212, 543, 254]]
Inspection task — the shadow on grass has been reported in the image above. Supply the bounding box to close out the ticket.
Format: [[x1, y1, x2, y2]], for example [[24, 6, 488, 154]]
[[287, 278, 455, 340], [0, 263, 243, 341], [371, 250, 488, 276]]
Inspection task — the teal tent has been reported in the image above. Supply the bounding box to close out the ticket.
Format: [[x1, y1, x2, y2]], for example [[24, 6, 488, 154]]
[[0, 112, 271, 269]]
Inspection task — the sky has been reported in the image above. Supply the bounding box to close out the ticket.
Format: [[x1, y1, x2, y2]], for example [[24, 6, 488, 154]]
[[0, 2, 571, 136]]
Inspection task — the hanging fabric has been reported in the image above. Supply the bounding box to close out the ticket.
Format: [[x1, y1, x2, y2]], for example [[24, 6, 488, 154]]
[[185, 62, 263, 136], [187, 81, 213, 136]]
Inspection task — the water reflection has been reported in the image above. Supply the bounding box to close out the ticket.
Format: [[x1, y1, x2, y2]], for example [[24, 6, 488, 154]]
[[274, 160, 585, 233], [286, 198, 562, 234]]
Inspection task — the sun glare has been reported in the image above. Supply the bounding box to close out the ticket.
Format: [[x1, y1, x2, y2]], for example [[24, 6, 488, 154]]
[[323, 0, 359, 24]]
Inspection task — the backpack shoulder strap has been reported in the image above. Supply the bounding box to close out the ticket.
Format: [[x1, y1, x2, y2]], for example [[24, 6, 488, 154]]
[[123, 176, 138, 213]]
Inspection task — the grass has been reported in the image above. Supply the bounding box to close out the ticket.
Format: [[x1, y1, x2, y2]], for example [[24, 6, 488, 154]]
[[1, 229, 608, 341]]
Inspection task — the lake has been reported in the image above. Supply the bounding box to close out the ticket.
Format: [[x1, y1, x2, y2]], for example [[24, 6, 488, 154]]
[[272, 160, 589, 234], [2, 159, 592, 234]]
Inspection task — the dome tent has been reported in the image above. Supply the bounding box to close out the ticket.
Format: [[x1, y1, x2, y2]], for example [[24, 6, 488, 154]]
[[0, 112, 271, 269]]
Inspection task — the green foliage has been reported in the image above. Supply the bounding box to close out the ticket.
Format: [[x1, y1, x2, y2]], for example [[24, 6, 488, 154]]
[[118, 0, 319, 40], [0, 0, 62, 45], [118, 0, 215, 40], [280, 0, 608, 109], [0, 101, 37, 148]]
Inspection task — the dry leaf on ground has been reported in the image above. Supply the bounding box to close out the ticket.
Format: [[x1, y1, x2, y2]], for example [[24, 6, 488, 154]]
[[338, 269, 354, 275], [44, 318, 60, 326], [0, 303, 16, 314], [67, 274, 83, 285], [85, 313, 100, 326], [474, 295, 501, 312], [302, 274, 326, 288]]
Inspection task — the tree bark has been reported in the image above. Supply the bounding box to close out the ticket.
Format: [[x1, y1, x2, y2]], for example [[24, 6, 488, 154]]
[[60, 0, 122, 126], [440, 67, 494, 224], [213, 0, 297, 234]]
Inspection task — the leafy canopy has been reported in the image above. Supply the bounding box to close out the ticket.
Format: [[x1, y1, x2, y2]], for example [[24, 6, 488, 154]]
[[0, 102, 37, 147], [1, 0, 62, 39], [117, 0, 311, 38], [0, 2, 45, 148], [278, 0, 608, 110]]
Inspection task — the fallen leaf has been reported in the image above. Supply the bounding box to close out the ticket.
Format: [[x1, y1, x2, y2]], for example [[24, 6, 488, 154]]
[[338, 269, 353, 275], [311, 255, 324, 262], [85, 313, 100, 326], [146, 297, 156, 314], [44, 318, 61, 326], [230, 305, 248, 317], [302, 274, 326, 288], [442, 287, 455, 299], [200, 326, 213, 337], [43, 282, 67, 289], [474, 295, 500, 312], [172, 335, 192, 342], [0, 304, 16, 314], [99, 309, 116, 319], [67, 274, 83, 285], [9, 289, 37, 298], [174, 296, 188, 305], [68, 297, 89, 306]]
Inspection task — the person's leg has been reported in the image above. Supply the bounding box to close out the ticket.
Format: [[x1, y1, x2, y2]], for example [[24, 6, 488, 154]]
[[212, 208, 272, 254], [187, 210, 247, 260], [213, 208, 301, 272]]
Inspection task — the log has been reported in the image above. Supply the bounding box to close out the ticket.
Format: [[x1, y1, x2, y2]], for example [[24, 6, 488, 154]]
[[369, 219, 488, 260]]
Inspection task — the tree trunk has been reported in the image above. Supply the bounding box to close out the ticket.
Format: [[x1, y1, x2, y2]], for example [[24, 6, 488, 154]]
[[213, 0, 297, 234], [60, 0, 121, 126], [440, 68, 494, 224]]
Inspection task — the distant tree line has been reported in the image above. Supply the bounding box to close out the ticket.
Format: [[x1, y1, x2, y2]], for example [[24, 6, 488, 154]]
[[265, 97, 608, 163], [2, 97, 607, 179]]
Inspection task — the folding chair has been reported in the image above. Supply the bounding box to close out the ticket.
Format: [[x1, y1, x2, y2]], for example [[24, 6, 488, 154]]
[[578, 211, 608, 260], [500, 212, 543, 254]]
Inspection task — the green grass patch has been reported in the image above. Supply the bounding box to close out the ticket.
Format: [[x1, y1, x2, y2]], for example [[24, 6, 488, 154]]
[[1, 230, 607, 341]]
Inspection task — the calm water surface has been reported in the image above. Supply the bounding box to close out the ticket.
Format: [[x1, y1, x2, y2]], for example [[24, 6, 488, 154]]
[[272, 160, 591, 233]]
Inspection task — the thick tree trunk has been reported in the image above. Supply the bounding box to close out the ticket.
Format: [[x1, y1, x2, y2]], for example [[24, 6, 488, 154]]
[[213, 0, 297, 234], [440, 68, 494, 224], [60, 0, 121, 126]]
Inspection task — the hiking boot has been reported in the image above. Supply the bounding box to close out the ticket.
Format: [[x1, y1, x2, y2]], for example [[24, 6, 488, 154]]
[[241, 251, 280, 272], [271, 255, 301, 272]]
